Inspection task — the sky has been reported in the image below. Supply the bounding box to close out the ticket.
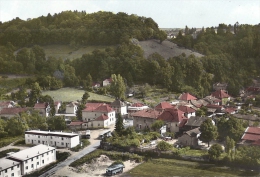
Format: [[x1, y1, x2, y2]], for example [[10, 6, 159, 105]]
[[0, 0, 259, 28]]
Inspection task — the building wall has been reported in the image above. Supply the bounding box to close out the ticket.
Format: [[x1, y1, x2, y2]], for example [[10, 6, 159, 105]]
[[0, 163, 21, 177], [66, 106, 77, 114], [167, 122, 180, 133], [133, 117, 155, 131], [22, 149, 56, 175], [34, 108, 47, 117], [25, 133, 80, 148], [120, 106, 127, 115], [82, 111, 103, 121], [187, 112, 196, 118]]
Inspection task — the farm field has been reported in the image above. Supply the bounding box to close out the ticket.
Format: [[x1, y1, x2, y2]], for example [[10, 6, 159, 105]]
[[42, 88, 114, 102], [126, 158, 259, 177]]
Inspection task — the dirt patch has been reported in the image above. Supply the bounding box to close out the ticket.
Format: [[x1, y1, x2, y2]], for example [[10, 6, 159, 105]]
[[139, 39, 204, 59], [53, 155, 140, 177]]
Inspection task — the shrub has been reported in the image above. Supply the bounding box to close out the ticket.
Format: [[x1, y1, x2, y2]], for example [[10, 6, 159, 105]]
[[0, 148, 20, 158], [157, 141, 172, 151], [70, 139, 90, 152]]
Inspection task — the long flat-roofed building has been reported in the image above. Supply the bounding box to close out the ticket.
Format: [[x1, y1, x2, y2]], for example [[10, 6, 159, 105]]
[[25, 130, 79, 148], [0, 144, 56, 176]]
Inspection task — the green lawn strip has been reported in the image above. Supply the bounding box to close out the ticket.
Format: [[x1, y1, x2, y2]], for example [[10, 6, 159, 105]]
[[0, 148, 20, 158], [23, 151, 70, 177], [0, 136, 24, 148], [42, 88, 113, 102], [127, 158, 258, 177], [0, 78, 27, 89]]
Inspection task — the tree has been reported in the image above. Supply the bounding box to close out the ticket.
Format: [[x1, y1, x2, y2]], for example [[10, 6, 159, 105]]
[[81, 91, 90, 105], [28, 82, 41, 107], [47, 116, 66, 130], [208, 144, 223, 160], [76, 92, 89, 120], [115, 113, 124, 135], [151, 120, 164, 131], [110, 74, 126, 100], [6, 117, 29, 136], [199, 118, 218, 147], [39, 95, 56, 117], [138, 83, 150, 98], [196, 106, 208, 117], [225, 136, 235, 157]]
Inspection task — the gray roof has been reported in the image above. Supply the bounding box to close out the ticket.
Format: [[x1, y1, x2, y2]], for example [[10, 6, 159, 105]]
[[111, 99, 125, 107], [9, 144, 55, 161], [234, 114, 260, 121], [185, 116, 207, 127], [185, 127, 201, 137], [0, 158, 20, 170]]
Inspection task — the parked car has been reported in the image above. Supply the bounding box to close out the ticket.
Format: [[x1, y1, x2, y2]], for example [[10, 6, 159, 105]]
[[106, 163, 125, 176]]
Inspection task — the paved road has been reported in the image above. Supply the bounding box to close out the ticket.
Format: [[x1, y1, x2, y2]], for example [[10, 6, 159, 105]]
[[39, 141, 101, 177]]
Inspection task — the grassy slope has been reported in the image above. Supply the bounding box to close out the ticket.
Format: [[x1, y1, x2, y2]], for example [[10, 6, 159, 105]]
[[42, 45, 109, 60], [127, 158, 259, 177], [42, 87, 114, 102]]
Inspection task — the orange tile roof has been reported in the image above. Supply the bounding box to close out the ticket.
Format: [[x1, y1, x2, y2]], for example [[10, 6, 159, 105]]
[[158, 108, 186, 123], [132, 109, 161, 119], [96, 114, 108, 121], [211, 90, 230, 99], [34, 103, 48, 109], [178, 105, 196, 113], [155, 102, 173, 110], [179, 93, 197, 101], [0, 108, 28, 115]]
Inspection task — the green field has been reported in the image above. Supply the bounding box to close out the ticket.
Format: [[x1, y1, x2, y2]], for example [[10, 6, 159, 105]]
[[42, 87, 114, 102], [127, 158, 259, 177], [42, 45, 110, 60]]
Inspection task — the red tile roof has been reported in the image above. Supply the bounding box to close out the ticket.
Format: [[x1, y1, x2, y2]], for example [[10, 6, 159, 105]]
[[0, 101, 12, 107], [69, 121, 83, 126], [34, 103, 48, 109], [131, 103, 144, 107], [132, 109, 161, 119], [178, 105, 196, 113], [96, 114, 108, 121], [179, 93, 197, 101], [0, 108, 28, 115], [211, 90, 230, 99], [242, 127, 260, 144], [179, 118, 188, 127], [83, 103, 114, 113], [158, 108, 186, 123], [225, 107, 236, 114], [155, 102, 173, 110]]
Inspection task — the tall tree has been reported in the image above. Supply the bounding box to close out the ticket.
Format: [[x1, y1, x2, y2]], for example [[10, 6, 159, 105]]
[[115, 113, 124, 135], [28, 82, 42, 107], [199, 118, 218, 147], [110, 74, 126, 100]]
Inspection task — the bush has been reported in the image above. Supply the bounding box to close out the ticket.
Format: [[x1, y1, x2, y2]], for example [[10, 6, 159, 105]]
[[70, 139, 90, 152], [157, 141, 172, 151], [0, 136, 23, 148], [0, 148, 20, 158]]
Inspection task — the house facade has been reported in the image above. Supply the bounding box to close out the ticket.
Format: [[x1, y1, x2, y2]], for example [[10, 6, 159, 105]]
[[178, 92, 197, 103], [0, 108, 29, 119], [158, 108, 187, 133], [103, 78, 112, 87], [211, 90, 231, 105], [132, 109, 161, 131], [177, 105, 196, 118], [178, 128, 201, 147], [0, 144, 56, 176], [25, 130, 79, 148], [33, 102, 50, 117], [110, 99, 127, 116], [241, 127, 260, 146], [66, 101, 78, 114]]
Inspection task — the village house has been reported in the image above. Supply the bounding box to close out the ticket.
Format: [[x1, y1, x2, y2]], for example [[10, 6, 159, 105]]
[[127, 103, 149, 114], [178, 92, 197, 103], [240, 127, 260, 146], [0, 144, 56, 176], [102, 78, 112, 87], [181, 116, 208, 132], [157, 108, 187, 133], [110, 99, 127, 117], [213, 82, 228, 91], [25, 130, 80, 148], [154, 102, 174, 111], [81, 103, 116, 128], [178, 127, 202, 147], [177, 105, 196, 118], [0, 101, 14, 111], [211, 90, 231, 105], [203, 96, 221, 105], [92, 82, 101, 88], [0, 107, 29, 119], [54, 101, 61, 114], [132, 109, 161, 131], [65, 101, 78, 114], [68, 121, 84, 130], [33, 102, 50, 117]]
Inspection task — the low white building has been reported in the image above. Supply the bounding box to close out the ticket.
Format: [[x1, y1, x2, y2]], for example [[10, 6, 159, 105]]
[[25, 130, 80, 148], [0, 144, 56, 176]]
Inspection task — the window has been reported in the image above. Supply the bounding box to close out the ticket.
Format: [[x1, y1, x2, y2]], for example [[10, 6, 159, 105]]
[[50, 136, 52, 139], [5, 169, 7, 173], [52, 150, 53, 153], [38, 140, 40, 143], [47, 152, 49, 155], [61, 137, 64, 140], [36, 156, 38, 159], [38, 135, 40, 138], [42, 160, 44, 164], [25, 160, 28, 164], [37, 162, 39, 165], [27, 135, 30, 137], [27, 139, 30, 142], [11, 173, 14, 176], [31, 164, 34, 168], [61, 142, 64, 145], [31, 158, 33, 161], [144, 120, 146, 123], [17, 164, 19, 168], [26, 166, 28, 170], [11, 167, 13, 170], [42, 154, 44, 157], [98, 123, 100, 126]]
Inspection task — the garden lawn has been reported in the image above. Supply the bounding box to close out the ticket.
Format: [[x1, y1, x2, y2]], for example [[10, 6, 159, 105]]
[[127, 158, 259, 177], [42, 88, 114, 102]]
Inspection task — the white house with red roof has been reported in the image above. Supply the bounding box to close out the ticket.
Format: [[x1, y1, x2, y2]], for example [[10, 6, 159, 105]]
[[0, 101, 14, 111], [82, 103, 115, 128], [211, 90, 231, 105], [241, 127, 260, 146], [178, 92, 197, 103], [103, 78, 112, 87], [110, 99, 127, 116], [132, 109, 161, 130], [33, 102, 50, 117], [0, 107, 29, 119], [177, 105, 196, 118], [157, 108, 187, 133]]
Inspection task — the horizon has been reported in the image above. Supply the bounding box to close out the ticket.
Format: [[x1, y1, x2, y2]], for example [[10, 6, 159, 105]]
[[0, 0, 259, 28]]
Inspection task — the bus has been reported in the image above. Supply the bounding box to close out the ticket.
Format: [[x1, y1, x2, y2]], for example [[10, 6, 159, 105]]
[[106, 163, 125, 176]]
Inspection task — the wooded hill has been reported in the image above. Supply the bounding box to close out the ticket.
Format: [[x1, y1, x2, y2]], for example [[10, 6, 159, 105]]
[[0, 11, 259, 98]]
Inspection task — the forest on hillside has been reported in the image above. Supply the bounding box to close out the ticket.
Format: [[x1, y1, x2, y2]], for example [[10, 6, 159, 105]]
[[0, 11, 259, 98]]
